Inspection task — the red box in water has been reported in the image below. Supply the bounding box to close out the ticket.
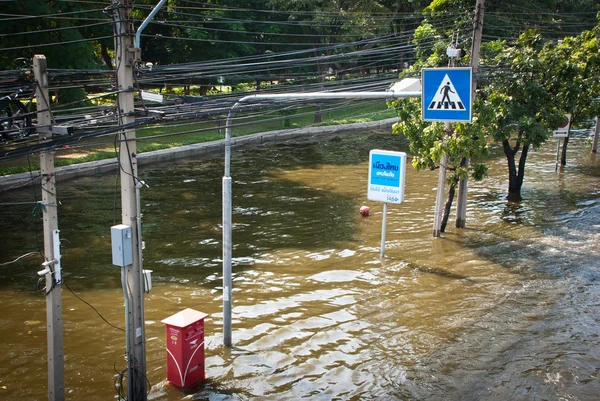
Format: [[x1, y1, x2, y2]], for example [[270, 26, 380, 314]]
[[161, 308, 209, 389]]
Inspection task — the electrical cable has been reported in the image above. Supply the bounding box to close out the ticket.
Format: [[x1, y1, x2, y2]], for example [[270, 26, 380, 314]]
[[0, 251, 43, 266], [0, 21, 112, 37], [0, 35, 115, 52], [0, 8, 107, 22], [62, 278, 125, 332]]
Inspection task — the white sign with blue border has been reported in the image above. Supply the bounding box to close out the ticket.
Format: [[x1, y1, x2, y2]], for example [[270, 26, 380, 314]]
[[422, 67, 472, 122], [367, 150, 406, 204]]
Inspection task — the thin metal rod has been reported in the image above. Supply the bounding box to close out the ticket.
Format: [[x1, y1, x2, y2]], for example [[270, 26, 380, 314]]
[[222, 176, 232, 347], [135, 0, 168, 49], [235, 91, 420, 102], [555, 139, 561, 172], [592, 116, 599, 153], [380, 202, 387, 258]]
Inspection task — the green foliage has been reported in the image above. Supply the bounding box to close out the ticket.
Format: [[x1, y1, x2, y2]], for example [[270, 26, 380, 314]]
[[478, 31, 557, 148], [0, 0, 108, 70], [390, 97, 488, 182], [540, 24, 600, 126]]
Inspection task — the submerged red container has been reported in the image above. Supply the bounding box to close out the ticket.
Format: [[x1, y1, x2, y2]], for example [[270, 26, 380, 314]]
[[161, 308, 209, 389]]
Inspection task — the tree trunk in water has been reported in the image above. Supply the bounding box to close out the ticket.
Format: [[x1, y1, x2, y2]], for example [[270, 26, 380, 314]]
[[503, 139, 529, 202], [561, 136, 569, 166], [440, 177, 458, 233], [256, 79, 262, 91]]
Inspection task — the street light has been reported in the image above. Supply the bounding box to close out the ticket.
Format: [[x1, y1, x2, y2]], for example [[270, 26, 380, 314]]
[[222, 79, 421, 347]]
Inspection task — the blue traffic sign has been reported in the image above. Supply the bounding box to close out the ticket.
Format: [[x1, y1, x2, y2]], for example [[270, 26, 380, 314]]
[[367, 149, 406, 204], [422, 67, 472, 122]]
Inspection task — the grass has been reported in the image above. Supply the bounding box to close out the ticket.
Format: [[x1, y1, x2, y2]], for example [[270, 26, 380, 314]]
[[1, 100, 397, 176]]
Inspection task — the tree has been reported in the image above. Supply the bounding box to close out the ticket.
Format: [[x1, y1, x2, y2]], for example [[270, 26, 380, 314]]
[[424, 0, 600, 41], [540, 23, 600, 165], [478, 31, 559, 201], [390, 15, 489, 232], [391, 96, 488, 231], [0, 0, 111, 104], [267, 0, 395, 122]]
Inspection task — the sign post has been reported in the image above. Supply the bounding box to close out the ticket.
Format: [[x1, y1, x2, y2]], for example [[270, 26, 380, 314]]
[[553, 114, 571, 171], [367, 150, 407, 257], [421, 67, 472, 237]]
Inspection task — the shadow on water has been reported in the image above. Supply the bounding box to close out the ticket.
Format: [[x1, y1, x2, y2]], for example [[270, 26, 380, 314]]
[[407, 261, 474, 282]]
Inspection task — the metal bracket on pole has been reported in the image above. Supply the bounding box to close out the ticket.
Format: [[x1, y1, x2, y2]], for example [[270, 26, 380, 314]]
[[126, 46, 141, 66], [52, 230, 62, 283]]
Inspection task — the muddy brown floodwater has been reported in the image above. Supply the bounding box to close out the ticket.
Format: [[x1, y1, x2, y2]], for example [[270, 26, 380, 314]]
[[0, 130, 599, 400]]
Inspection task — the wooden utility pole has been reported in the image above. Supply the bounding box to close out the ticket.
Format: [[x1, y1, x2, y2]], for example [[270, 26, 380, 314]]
[[34, 54, 65, 401], [456, 0, 484, 228], [592, 116, 599, 153], [112, 0, 146, 399]]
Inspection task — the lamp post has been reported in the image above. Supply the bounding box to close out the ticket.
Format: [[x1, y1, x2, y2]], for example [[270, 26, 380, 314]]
[[222, 82, 420, 347]]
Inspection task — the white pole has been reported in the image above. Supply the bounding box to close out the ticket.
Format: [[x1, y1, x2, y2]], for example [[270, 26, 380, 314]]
[[380, 202, 387, 258], [134, 0, 168, 49], [555, 139, 561, 172], [221, 89, 419, 346], [592, 116, 599, 153], [222, 176, 232, 347]]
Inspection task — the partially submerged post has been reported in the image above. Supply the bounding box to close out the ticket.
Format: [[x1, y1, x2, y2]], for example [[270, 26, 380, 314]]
[[222, 84, 420, 346]]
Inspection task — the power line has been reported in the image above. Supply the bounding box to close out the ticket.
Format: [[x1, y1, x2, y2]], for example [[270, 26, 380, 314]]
[[0, 35, 114, 52]]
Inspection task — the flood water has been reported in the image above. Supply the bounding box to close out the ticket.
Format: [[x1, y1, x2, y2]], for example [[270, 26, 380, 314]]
[[0, 130, 599, 401]]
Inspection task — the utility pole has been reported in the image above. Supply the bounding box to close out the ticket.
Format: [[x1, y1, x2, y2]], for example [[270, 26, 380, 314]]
[[112, 0, 146, 399], [456, 0, 484, 228], [432, 147, 448, 237], [34, 54, 65, 401]]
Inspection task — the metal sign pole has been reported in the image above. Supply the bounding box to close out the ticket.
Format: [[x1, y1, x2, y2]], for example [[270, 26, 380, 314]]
[[555, 139, 561, 172], [380, 202, 387, 258]]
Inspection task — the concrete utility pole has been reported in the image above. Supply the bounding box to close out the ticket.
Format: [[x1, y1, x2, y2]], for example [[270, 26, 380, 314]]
[[112, 0, 147, 399], [456, 0, 485, 228], [34, 54, 65, 401], [433, 129, 449, 237]]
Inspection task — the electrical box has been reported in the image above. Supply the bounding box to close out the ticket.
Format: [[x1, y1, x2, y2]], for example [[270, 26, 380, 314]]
[[111, 224, 133, 267]]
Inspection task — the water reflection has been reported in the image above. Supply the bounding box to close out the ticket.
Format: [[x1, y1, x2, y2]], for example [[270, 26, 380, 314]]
[[0, 131, 599, 400]]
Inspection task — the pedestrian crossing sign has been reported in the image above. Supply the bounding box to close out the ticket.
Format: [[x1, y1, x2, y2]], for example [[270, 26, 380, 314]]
[[422, 67, 472, 122]]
